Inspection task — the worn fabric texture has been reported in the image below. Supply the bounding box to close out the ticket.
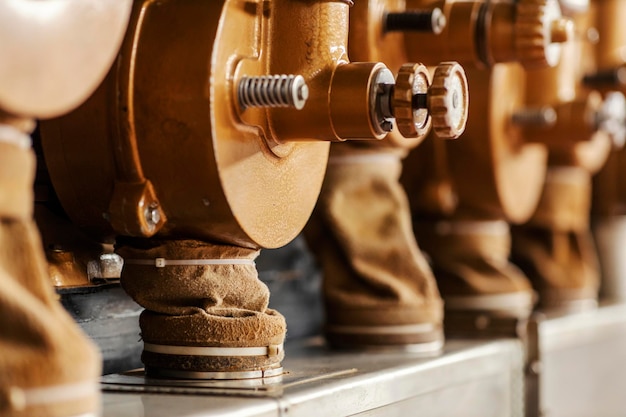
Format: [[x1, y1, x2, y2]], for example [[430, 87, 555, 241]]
[[416, 221, 533, 299], [118, 239, 286, 371], [305, 144, 444, 346], [0, 145, 101, 417], [512, 167, 599, 308], [0, 142, 34, 220]]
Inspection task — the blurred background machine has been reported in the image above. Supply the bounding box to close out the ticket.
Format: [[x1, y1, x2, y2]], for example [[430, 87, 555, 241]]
[[3, 0, 626, 416], [402, 0, 573, 334]]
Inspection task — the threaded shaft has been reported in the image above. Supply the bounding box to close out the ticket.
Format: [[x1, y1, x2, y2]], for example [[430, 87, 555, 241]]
[[384, 8, 446, 35], [583, 67, 626, 88], [512, 107, 557, 127], [238, 75, 309, 110]]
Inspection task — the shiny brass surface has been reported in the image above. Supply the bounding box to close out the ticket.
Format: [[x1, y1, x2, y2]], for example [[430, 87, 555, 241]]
[[41, 0, 433, 249], [522, 7, 612, 173], [348, 0, 427, 147], [454, 64, 548, 222], [42, 0, 369, 249], [402, 0, 570, 221], [405, 63, 548, 222], [587, 0, 626, 89], [406, 0, 483, 66], [429, 62, 469, 139], [405, 0, 571, 69], [327, 62, 393, 139], [393, 63, 433, 139], [348, 0, 469, 145]]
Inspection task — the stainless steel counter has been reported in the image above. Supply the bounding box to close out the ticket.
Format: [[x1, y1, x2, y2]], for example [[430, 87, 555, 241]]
[[102, 338, 524, 417], [99, 303, 626, 416], [539, 303, 626, 417]]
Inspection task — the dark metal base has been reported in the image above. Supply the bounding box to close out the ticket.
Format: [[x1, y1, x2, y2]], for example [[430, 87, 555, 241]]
[[57, 283, 143, 375]]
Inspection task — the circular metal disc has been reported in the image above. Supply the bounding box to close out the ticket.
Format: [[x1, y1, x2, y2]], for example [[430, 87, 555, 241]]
[[449, 64, 548, 223]]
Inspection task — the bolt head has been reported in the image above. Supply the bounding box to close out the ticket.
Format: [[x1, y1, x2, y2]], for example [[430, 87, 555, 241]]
[[145, 203, 161, 229], [381, 120, 394, 132]]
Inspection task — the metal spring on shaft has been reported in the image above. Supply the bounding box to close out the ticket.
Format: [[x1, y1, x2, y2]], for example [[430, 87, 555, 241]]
[[511, 107, 557, 127], [238, 75, 309, 110]]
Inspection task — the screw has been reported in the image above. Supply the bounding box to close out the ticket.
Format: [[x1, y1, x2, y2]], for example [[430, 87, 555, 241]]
[[512, 107, 557, 127], [238, 75, 309, 110], [583, 66, 626, 88], [384, 8, 446, 35], [381, 120, 393, 132], [145, 203, 161, 231], [87, 253, 124, 281]]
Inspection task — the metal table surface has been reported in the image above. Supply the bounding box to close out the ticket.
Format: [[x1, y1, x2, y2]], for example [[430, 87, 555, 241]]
[[102, 338, 524, 417], [539, 303, 626, 417]]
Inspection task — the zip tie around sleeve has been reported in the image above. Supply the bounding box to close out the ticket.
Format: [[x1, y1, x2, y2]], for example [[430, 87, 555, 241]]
[[328, 153, 400, 165], [434, 220, 509, 236], [124, 258, 256, 268], [0, 125, 31, 149], [143, 343, 283, 357]]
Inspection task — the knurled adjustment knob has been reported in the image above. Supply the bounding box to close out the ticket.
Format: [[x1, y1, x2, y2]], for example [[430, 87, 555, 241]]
[[393, 63, 432, 138], [515, 0, 573, 68], [428, 62, 469, 139]]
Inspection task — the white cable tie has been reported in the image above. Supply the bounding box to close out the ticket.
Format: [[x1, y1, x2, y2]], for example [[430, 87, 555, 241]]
[[144, 343, 283, 357], [328, 153, 401, 165], [434, 220, 509, 236], [0, 125, 31, 149], [326, 322, 436, 335], [125, 258, 256, 268]]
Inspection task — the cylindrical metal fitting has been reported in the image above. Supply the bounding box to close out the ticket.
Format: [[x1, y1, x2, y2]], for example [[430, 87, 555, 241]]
[[512, 107, 557, 127], [329, 62, 394, 140], [384, 8, 446, 35], [583, 67, 626, 89], [238, 75, 309, 110]]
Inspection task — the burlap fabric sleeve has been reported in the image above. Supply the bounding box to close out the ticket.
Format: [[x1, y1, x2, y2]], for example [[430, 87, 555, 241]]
[[117, 239, 286, 373], [417, 221, 533, 297], [305, 143, 444, 348], [511, 167, 600, 309], [0, 137, 101, 417]]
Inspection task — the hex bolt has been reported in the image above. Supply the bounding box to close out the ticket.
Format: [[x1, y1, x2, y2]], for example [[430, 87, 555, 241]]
[[511, 107, 557, 127], [144, 202, 161, 231], [380, 120, 393, 132], [87, 253, 124, 281], [384, 8, 446, 35], [238, 74, 309, 110]]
